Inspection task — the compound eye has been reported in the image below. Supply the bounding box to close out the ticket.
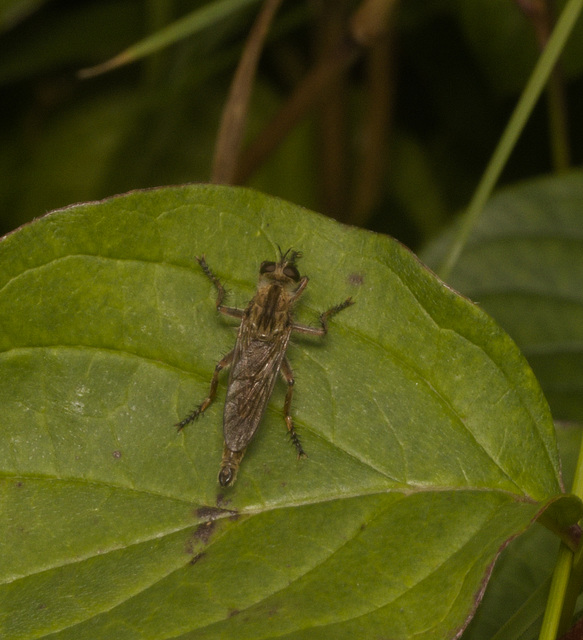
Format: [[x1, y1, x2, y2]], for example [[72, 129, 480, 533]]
[[283, 265, 300, 281], [260, 261, 276, 274]]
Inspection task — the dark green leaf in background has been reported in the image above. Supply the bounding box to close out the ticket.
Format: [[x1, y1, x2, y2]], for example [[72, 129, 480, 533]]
[[0, 186, 577, 639], [422, 170, 583, 424]]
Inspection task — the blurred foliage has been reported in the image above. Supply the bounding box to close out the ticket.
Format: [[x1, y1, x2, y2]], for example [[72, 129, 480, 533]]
[[1, 0, 582, 246], [2, 2, 583, 637], [422, 171, 583, 425]]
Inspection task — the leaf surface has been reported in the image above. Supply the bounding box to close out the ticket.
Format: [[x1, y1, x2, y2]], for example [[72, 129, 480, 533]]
[[0, 185, 575, 639]]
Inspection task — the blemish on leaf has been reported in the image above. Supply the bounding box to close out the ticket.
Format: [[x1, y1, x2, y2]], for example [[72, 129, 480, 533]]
[[190, 552, 206, 565], [347, 272, 364, 286], [112, 450, 122, 459], [194, 520, 216, 544], [215, 493, 231, 508], [196, 506, 231, 521]]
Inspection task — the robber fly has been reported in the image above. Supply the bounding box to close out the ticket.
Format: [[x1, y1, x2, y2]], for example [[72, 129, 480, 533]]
[[176, 248, 354, 487]]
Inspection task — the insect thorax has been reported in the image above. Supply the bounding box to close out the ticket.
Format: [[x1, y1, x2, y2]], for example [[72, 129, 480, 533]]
[[247, 283, 294, 338]]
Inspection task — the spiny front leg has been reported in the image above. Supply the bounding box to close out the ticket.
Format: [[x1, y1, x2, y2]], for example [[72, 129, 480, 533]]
[[280, 357, 306, 459], [196, 256, 243, 320], [318, 297, 354, 335], [176, 350, 234, 431], [291, 297, 354, 337]]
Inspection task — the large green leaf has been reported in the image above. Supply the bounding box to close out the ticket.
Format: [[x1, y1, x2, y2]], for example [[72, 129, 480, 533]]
[[0, 185, 577, 639], [422, 170, 583, 423]]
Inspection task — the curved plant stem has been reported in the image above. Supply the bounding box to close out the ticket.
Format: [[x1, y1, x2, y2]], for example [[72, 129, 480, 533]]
[[438, 0, 583, 282]]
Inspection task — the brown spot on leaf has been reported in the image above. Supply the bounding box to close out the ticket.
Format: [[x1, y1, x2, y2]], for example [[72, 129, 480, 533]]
[[196, 505, 238, 522], [215, 492, 231, 508], [196, 506, 225, 521], [190, 552, 206, 566], [194, 520, 217, 544]]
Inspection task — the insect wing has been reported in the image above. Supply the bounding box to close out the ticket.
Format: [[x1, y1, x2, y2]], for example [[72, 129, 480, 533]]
[[223, 324, 292, 451]]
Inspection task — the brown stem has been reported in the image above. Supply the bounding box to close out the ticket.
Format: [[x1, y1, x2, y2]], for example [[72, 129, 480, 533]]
[[514, 0, 570, 170], [234, 0, 399, 198], [211, 0, 284, 184], [314, 0, 350, 220], [234, 37, 359, 185], [351, 32, 395, 225]]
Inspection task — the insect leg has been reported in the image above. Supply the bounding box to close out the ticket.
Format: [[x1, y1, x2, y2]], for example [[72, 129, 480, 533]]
[[176, 350, 234, 431], [292, 297, 354, 337], [196, 256, 244, 319], [318, 297, 354, 334], [280, 357, 307, 459]]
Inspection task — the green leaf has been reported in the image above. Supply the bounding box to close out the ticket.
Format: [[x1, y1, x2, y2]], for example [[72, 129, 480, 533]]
[[0, 185, 576, 639], [461, 424, 583, 640], [422, 170, 583, 423]]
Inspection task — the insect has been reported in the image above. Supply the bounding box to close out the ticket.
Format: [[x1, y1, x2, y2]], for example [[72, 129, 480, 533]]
[[176, 249, 354, 487]]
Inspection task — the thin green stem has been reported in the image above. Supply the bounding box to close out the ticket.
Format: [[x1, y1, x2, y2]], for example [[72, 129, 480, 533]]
[[438, 0, 583, 282], [79, 0, 261, 78], [539, 429, 583, 639], [143, 0, 175, 85], [538, 544, 573, 639]]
